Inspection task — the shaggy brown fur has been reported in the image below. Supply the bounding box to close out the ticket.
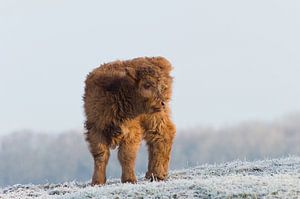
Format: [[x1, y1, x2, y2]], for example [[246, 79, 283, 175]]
[[83, 56, 176, 185]]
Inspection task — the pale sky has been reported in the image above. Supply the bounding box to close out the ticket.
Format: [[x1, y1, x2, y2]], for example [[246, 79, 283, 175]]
[[1, 0, 300, 134]]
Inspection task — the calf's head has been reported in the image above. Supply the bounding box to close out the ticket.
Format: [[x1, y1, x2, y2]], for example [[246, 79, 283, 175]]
[[126, 65, 171, 114]]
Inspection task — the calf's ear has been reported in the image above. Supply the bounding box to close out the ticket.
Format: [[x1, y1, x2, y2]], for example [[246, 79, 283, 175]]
[[147, 56, 173, 73]]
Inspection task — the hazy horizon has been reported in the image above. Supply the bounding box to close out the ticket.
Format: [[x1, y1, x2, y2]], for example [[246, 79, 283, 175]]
[[1, 1, 300, 134]]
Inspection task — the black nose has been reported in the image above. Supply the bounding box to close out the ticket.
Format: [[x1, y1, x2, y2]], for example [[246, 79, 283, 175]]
[[161, 101, 165, 107]]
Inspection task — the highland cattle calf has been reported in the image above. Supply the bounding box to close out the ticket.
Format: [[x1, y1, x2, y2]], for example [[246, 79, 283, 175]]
[[83, 56, 176, 185]]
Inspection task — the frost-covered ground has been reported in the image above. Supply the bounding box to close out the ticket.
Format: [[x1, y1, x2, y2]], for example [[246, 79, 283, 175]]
[[1, 156, 300, 199]]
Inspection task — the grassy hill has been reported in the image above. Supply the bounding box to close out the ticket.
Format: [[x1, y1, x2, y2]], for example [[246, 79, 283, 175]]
[[1, 156, 299, 198]]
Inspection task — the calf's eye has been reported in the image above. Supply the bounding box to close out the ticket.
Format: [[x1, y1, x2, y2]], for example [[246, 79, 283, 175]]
[[143, 83, 151, 89]]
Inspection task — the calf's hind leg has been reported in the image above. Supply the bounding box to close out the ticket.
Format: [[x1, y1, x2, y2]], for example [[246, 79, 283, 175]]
[[85, 129, 110, 185]]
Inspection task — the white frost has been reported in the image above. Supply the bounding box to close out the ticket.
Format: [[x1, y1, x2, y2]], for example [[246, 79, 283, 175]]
[[1, 156, 299, 198]]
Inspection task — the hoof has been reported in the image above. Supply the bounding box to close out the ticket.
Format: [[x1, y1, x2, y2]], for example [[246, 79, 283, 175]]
[[121, 178, 137, 184], [145, 172, 167, 182], [91, 181, 105, 186], [91, 176, 106, 186]]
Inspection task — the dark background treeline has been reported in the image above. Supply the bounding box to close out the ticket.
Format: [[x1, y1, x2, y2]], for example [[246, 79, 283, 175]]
[[0, 113, 300, 187]]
